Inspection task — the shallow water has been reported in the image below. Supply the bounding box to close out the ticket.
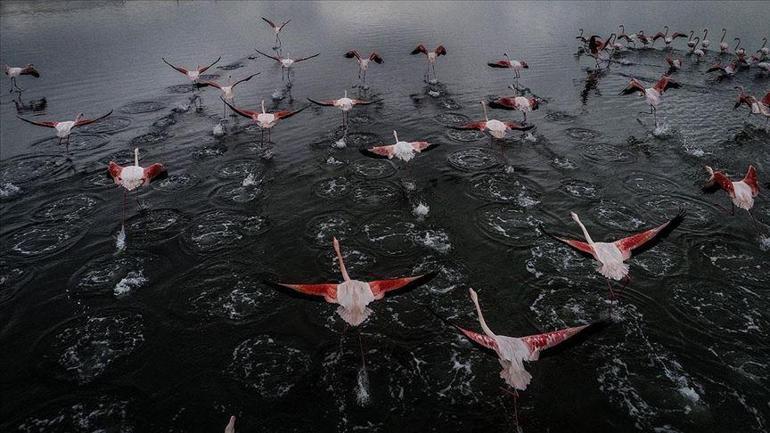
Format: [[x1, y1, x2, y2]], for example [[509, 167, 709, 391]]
[[1, 1, 769, 432]]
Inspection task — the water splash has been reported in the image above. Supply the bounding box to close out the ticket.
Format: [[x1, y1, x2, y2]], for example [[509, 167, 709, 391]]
[[332, 138, 347, 149], [116, 225, 126, 252], [242, 173, 257, 187], [113, 270, 147, 297], [759, 235, 770, 252], [355, 366, 371, 406], [0, 182, 21, 198], [413, 202, 430, 220]]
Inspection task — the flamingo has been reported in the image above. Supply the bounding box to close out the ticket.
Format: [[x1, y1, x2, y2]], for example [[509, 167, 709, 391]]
[[222, 98, 307, 143], [706, 60, 738, 80], [277, 237, 430, 326], [688, 37, 705, 60], [636, 30, 653, 48], [360, 130, 436, 163], [576, 28, 589, 52], [260, 17, 290, 48], [704, 165, 760, 228], [759, 37, 769, 56], [255, 49, 320, 82], [734, 38, 745, 56], [343, 50, 383, 88], [666, 56, 682, 73], [224, 416, 236, 433], [197, 73, 260, 117], [701, 29, 711, 50], [587, 34, 616, 68], [652, 26, 688, 48], [719, 28, 729, 53], [454, 101, 534, 143], [17, 110, 113, 151], [733, 87, 770, 125], [488, 53, 529, 89], [307, 90, 374, 128], [488, 91, 541, 122], [162, 56, 221, 84], [410, 44, 447, 83], [3, 64, 39, 92], [619, 74, 680, 126], [617, 25, 636, 47], [544, 211, 683, 303], [686, 31, 697, 49]]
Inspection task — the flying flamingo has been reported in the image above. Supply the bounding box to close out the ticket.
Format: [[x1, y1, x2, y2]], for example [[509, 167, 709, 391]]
[[108, 148, 165, 248], [665, 56, 682, 73], [701, 29, 711, 50], [344, 50, 383, 88], [224, 416, 236, 433], [410, 44, 447, 83], [704, 165, 760, 228], [260, 17, 290, 48], [255, 49, 320, 82], [3, 64, 39, 92], [619, 74, 680, 126], [17, 110, 113, 151], [706, 60, 738, 80], [544, 211, 682, 305], [733, 87, 770, 124], [307, 90, 374, 128], [162, 56, 221, 84], [652, 26, 688, 48], [488, 53, 529, 89], [360, 130, 436, 163], [454, 101, 533, 144], [488, 91, 540, 122], [222, 98, 306, 143], [719, 28, 729, 53], [197, 73, 260, 117]]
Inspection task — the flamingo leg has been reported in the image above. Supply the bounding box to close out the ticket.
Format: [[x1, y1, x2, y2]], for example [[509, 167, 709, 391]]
[[748, 209, 760, 233], [731, 203, 735, 216], [432, 63, 437, 82], [606, 278, 616, 315]]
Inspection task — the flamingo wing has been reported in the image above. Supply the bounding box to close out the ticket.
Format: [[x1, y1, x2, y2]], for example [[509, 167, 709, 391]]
[[307, 97, 337, 107], [488, 97, 519, 110], [231, 72, 261, 88], [107, 162, 123, 182], [261, 16, 277, 28], [255, 49, 281, 62], [351, 98, 375, 105], [652, 32, 666, 41], [761, 92, 770, 107], [504, 122, 534, 131], [455, 121, 487, 130], [275, 105, 308, 120], [197, 56, 221, 73], [620, 79, 647, 95], [344, 50, 361, 60], [369, 52, 384, 63], [541, 225, 595, 256], [277, 282, 337, 302], [613, 210, 684, 259], [196, 80, 222, 90], [294, 53, 320, 63], [21, 65, 40, 77], [488, 60, 512, 68], [671, 32, 688, 39], [743, 165, 760, 196], [161, 58, 188, 75], [434, 45, 447, 56], [360, 145, 395, 159], [74, 110, 113, 127], [369, 275, 425, 299], [653, 75, 679, 93], [410, 44, 428, 55], [521, 324, 590, 357], [16, 116, 57, 128], [278, 19, 291, 31], [409, 141, 434, 153], [221, 99, 258, 119], [457, 327, 498, 351], [143, 163, 166, 184]]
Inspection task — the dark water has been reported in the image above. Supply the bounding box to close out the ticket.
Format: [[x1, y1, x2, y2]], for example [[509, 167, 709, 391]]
[[1, 1, 769, 432]]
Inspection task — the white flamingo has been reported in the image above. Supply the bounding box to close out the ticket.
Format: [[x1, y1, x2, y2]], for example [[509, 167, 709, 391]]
[[260, 17, 291, 48], [455, 101, 534, 141], [17, 110, 113, 151], [410, 44, 447, 83], [222, 99, 307, 143], [3, 64, 39, 92], [307, 90, 375, 127], [344, 50, 383, 88], [361, 130, 436, 163], [255, 49, 320, 82]]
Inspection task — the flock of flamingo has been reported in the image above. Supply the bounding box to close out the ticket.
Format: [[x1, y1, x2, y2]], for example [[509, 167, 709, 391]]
[[3, 15, 768, 432]]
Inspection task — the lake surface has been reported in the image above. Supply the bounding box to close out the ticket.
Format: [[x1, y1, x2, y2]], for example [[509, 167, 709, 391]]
[[1, 1, 769, 432]]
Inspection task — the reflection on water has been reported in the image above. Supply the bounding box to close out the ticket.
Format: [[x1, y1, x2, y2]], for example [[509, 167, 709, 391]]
[[1, 1, 769, 432]]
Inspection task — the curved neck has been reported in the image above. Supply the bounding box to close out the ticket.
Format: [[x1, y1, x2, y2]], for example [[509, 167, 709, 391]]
[[720, 29, 726, 42], [734, 38, 741, 50], [470, 289, 496, 338], [332, 237, 350, 281], [572, 213, 595, 244], [664, 26, 669, 36], [703, 29, 708, 38]]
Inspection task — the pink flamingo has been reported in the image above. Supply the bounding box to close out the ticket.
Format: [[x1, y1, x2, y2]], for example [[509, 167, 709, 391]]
[[307, 90, 375, 128], [719, 28, 729, 53], [488, 53, 529, 88], [734, 87, 770, 125], [454, 101, 533, 142], [344, 50, 383, 88], [704, 165, 760, 228], [410, 44, 447, 82], [197, 73, 260, 117], [360, 130, 436, 163], [222, 99, 307, 143], [488, 92, 541, 122], [652, 26, 688, 48], [619, 74, 680, 126], [17, 110, 113, 151], [3, 64, 39, 92], [255, 49, 320, 82], [261, 17, 291, 48], [162, 56, 221, 84]]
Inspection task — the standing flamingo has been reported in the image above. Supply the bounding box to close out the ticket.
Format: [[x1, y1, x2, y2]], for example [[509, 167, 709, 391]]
[[619, 74, 680, 126], [701, 29, 711, 50], [255, 49, 320, 82], [360, 130, 436, 163], [719, 28, 729, 53], [544, 211, 683, 303], [734, 38, 745, 56], [307, 90, 374, 128], [488, 91, 541, 122], [454, 101, 533, 143], [197, 73, 260, 117], [488, 53, 529, 89], [617, 25, 636, 47], [260, 17, 291, 48], [636, 30, 653, 48], [652, 26, 688, 48], [3, 64, 39, 92], [704, 165, 760, 228], [222, 99, 307, 143], [344, 50, 383, 88], [688, 37, 705, 60], [410, 44, 447, 83], [17, 110, 113, 151], [686, 31, 697, 49]]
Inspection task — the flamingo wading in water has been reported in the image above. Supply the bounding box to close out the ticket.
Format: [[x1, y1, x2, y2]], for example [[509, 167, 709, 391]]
[[704, 165, 760, 228], [197, 73, 260, 117], [410, 44, 446, 83], [17, 110, 113, 151], [260, 17, 290, 48], [733, 87, 770, 126], [488, 90, 541, 122], [620, 74, 680, 126], [454, 101, 533, 143], [3, 64, 39, 92], [344, 50, 383, 88], [488, 53, 529, 90], [652, 26, 688, 48], [162, 56, 221, 84], [222, 98, 307, 143], [719, 28, 729, 53], [255, 49, 320, 82], [307, 90, 375, 128]]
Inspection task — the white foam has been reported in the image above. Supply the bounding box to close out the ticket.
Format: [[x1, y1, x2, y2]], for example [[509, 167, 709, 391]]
[[355, 366, 371, 406], [114, 270, 147, 297], [212, 123, 225, 137], [0, 182, 20, 198], [412, 202, 430, 219], [332, 138, 347, 149], [242, 173, 257, 187], [116, 225, 126, 252]]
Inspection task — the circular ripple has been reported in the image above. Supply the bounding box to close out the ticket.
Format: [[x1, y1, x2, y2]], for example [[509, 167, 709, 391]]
[[305, 212, 357, 247], [151, 114, 177, 130], [580, 142, 637, 165], [80, 170, 116, 190], [0, 154, 70, 186], [216, 159, 263, 180], [151, 173, 200, 193], [0, 259, 33, 304], [123, 209, 188, 247], [312, 176, 352, 199], [192, 143, 227, 160], [346, 132, 381, 148], [228, 336, 310, 398], [210, 182, 263, 207], [30, 134, 110, 153], [120, 100, 166, 114], [475, 204, 555, 247], [361, 212, 420, 256], [36, 312, 145, 384], [162, 260, 277, 321], [130, 131, 169, 147], [588, 200, 647, 231], [526, 238, 597, 280], [622, 171, 680, 194], [565, 127, 601, 141], [440, 97, 462, 110], [544, 111, 577, 123], [5, 222, 87, 260], [14, 395, 138, 433], [78, 116, 133, 135], [68, 253, 164, 297], [434, 112, 471, 126], [348, 113, 374, 125], [33, 193, 101, 222], [468, 173, 542, 206], [218, 62, 245, 71], [183, 210, 269, 255], [695, 238, 769, 285], [445, 128, 487, 143], [166, 84, 195, 94], [199, 73, 220, 80], [349, 181, 403, 208], [447, 148, 504, 172], [560, 178, 600, 200], [634, 241, 686, 277], [349, 159, 396, 179], [639, 194, 721, 234]]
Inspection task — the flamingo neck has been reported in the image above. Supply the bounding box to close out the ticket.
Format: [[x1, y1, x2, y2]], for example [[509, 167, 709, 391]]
[[261, 100, 266, 114], [481, 102, 489, 122], [720, 29, 726, 43], [344, 90, 347, 98], [470, 289, 496, 338], [572, 213, 595, 244], [332, 238, 350, 281], [134, 148, 139, 167], [393, 130, 399, 143]]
